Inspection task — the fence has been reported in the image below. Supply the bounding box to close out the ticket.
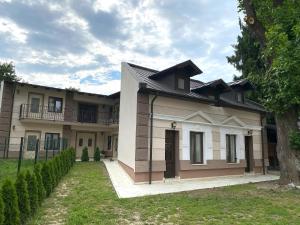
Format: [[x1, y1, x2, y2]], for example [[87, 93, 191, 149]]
[[0, 136, 69, 173]]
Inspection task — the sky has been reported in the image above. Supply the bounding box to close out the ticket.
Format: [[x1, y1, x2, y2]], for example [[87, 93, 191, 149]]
[[0, 0, 241, 95]]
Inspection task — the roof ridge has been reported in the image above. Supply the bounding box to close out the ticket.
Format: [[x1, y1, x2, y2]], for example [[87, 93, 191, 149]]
[[127, 63, 159, 73]]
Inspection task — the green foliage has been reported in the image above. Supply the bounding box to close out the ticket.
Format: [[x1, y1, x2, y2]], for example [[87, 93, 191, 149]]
[[41, 162, 52, 197], [236, 0, 300, 114], [0, 192, 3, 225], [1, 179, 20, 225], [289, 130, 300, 151], [0, 62, 20, 82], [33, 163, 46, 205], [94, 147, 101, 162], [25, 170, 38, 215], [15, 172, 30, 224], [81, 147, 89, 162]]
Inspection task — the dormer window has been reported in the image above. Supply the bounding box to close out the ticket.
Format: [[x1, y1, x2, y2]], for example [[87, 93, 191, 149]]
[[177, 78, 185, 90], [236, 92, 244, 103]]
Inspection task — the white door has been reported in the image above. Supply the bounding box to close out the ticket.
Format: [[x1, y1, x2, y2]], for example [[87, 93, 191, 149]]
[[25, 131, 41, 158], [112, 135, 118, 158], [76, 132, 95, 158]]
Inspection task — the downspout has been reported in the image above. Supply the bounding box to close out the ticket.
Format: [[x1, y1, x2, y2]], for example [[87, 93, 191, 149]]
[[149, 95, 157, 184], [260, 113, 266, 175]]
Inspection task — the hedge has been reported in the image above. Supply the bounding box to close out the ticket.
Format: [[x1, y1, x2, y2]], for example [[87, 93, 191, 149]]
[[25, 171, 38, 215], [0, 192, 3, 225], [1, 148, 76, 225], [1, 179, 20, 225], [15, 172, 30, 224]]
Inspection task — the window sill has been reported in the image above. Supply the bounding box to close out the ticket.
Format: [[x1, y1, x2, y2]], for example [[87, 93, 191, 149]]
[[191, 163, 206, 166], [226, 162, 239, 164]]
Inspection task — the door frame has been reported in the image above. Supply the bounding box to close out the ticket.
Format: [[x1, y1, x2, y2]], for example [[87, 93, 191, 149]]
[[75, 131, 96, 157], [164, 130, 179, 178], [244, 135, 254, 172], [24, 130, 41, 152]]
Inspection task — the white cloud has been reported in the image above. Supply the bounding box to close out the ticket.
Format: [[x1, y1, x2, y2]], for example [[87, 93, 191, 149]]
[[0, 17, 28, 43]]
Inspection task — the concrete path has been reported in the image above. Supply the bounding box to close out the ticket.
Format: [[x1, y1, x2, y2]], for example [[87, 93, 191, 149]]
[[103, 160, 279, 199]]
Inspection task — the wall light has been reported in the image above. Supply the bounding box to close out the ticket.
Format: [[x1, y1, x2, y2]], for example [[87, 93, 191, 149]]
[[171, 121, 177, 129]]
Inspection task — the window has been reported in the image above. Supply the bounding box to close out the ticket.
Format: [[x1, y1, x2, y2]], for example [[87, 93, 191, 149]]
[[190, 132, 204, 164], [236, 92, 244, 103], [48, 97, 63, 113], [27, 135, 37, 151], [30, 97, 40, 113], [177, 78, 185, 90], [79, 138, 83, 147], [226, 134, 237, 163], [107, 136, 112, 150], [45, 133, 60, 150], [88, 138, 93, 147]]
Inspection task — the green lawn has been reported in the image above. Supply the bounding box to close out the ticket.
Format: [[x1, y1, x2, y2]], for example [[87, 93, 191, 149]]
[[0, 159, 35, 184], [29, 162, 300, 225]]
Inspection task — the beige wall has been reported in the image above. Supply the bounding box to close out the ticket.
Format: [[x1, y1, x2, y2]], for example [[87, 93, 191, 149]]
[[118, 63, 139, 169], [150, 95, 263, 164]]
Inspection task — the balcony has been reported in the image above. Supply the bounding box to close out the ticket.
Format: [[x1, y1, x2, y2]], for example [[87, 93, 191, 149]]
[[19, 104, 119, 125]]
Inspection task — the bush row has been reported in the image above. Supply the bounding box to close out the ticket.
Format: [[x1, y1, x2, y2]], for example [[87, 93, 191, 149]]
[[0, 148, 76, 225], [81, 146, 101, 162]]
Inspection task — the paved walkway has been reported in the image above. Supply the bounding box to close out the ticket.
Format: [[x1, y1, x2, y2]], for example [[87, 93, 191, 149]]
[[103, 160, 279, 199]]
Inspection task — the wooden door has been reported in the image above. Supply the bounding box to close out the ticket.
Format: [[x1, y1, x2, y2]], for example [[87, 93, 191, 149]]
[[245, 136, 253, 172], [165, 130, 176, 178]]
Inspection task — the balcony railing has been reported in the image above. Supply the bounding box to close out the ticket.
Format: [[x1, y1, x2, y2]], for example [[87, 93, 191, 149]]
[[19, 104, 119, 125]]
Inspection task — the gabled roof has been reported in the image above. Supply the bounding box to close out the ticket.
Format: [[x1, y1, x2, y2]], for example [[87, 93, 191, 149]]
[[125, 61, 266, 113], [191, 79, 231, 94], [149, 60, 202, 80], [228, 79, 255, 91]]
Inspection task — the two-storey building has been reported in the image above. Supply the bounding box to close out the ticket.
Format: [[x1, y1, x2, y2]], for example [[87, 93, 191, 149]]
[[0, 81, 119, 158]]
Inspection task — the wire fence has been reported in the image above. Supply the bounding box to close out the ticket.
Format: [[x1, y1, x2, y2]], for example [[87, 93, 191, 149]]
[[0, 136, 69, 173]]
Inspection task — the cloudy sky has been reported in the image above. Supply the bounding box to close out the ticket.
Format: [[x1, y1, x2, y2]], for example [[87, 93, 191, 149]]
[[0, 0, 241, 95]]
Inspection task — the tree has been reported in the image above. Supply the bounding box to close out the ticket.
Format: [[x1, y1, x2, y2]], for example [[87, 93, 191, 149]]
[[1, 179, 20, 225], [41, 162, 53, 197], [94, 147, 101, 161], [81, 147, 89, 162], [0, 62, 20, 82], [233, 0, 300, 184], [25, 170, 38, 215], [34, 163, 46, 204], [15, 172, 30, 224]]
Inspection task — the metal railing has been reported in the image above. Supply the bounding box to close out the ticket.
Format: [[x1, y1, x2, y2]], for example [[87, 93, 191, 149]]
[[19, 104, 119, 125]]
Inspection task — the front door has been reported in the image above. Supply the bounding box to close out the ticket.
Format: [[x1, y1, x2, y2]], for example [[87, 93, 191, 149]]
[[76, 132, 95, 158], [165, 130, 177, 178], [25, 131, 41, 158], [245, 136, 253, 172]]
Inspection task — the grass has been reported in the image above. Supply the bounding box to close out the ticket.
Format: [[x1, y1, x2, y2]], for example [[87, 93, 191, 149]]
[[29, 162, 300, 225], [0, 159, 35, 184]]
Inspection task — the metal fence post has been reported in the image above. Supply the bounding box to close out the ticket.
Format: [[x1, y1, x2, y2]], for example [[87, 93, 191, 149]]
[[34, 139, 39, 164], [17, 137, 24, 174]]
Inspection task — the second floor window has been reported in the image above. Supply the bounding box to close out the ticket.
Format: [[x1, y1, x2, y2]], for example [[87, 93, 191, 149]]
[[177, 78, 185, 90], [190, 132, 204, 164], [226, 134, 237, 163], [30, 97, 40, 113], [48, 97, 63, 113]]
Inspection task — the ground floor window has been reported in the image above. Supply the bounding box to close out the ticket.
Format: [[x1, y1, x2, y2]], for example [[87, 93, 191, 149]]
[[190, 132, 204, 164], [27, 135, 37, 151], [226, 134, 237, 163], [45, 133, 60, 150], [107, 136, 112, 150]]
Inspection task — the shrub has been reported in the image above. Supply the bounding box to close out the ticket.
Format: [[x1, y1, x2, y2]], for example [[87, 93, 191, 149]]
[[15, 172, 30, 224], [34, 164, 46, 205], [25, 170, 38, 215], [81, 147, 89, 162], [0, 192, 3, 225], [1, 179, 20, 225], [41, 162, 52, 197], [94, 147, 101, 161], [289, 130, 300, 150]]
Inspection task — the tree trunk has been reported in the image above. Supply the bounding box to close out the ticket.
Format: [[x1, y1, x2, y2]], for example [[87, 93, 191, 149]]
[[276, 107, 300, 185]]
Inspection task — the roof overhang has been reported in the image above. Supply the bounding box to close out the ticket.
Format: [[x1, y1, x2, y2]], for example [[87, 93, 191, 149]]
[[149, 60, 202, 80], [229, 79, 255, 91], [191, 79, 232, 95]]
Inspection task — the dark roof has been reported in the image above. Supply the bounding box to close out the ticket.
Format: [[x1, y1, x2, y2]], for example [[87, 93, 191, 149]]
[[192, 79, 231, 94], [12, 81, 119, 99], [228, 79, 255, 91], [126, 61, 265, 113], [148, 60, 202, 80]]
